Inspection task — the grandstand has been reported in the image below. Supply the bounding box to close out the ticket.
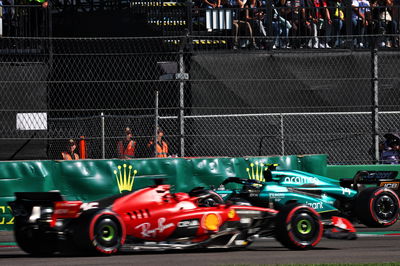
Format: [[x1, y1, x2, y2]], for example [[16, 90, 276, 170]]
[[0, 0, 399, 164]]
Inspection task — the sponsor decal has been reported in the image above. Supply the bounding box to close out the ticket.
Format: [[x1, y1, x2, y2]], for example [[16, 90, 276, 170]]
[[341, 187, 352, 195], [269, 193, 284, 202], [283, 176, 319, 184], [177, 219, 200, 228], [0, 206, 14, 225], [80, 202, 99, 211], [114, 164, 138, 193], [381, 182, 399, 190], [321, 194, 335, 205], [246, 162, 268, 182], [305, 201, 323, 209], [135, 217, 174, 238], [269, 193, 284, 199]]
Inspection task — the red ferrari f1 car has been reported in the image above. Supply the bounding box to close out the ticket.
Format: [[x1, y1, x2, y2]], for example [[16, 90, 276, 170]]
[[9, 183, 355, 256]]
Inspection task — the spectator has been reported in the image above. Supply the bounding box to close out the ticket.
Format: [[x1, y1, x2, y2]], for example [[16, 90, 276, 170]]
[[275, 0, 306, 48], [117, 127, 137, 159], [270, 1, 292, 48], [147, 127, 169, 158], [246, 0, 267, 48], [352, 0, 371, 48], [202, 0, 220, 8], [61, 139, 79, 160], [305, 0, 332, 48], [327, 0, 345, 47], [371, 0, 398, 47], [233, 0, 258, 49], [381, 130, 400, 164]]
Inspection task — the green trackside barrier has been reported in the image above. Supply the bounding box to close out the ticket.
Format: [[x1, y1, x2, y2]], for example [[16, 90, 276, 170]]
[[327, 164, 400, 180], [0, 154, 327, 231]]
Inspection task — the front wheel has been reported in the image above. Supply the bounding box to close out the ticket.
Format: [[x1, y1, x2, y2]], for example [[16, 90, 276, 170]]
[[275, 203, 323, 250], [356, 187, 400, 227]]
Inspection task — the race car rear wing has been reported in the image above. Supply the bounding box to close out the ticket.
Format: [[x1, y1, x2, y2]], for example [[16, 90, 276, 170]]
[[340, 170, 399, 187], [8, 191, 65, 217]]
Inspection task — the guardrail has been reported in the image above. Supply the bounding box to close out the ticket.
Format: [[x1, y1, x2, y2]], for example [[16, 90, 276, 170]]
[[0, 154, 326, 230]]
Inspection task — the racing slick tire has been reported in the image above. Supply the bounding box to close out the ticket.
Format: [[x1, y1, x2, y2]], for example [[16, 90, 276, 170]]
[[274, 203, 323, 250], [71, 210, 125, 255], [189, 188, 224, 207], [14, 219, 58, 256], [356, 187, 400, 227]]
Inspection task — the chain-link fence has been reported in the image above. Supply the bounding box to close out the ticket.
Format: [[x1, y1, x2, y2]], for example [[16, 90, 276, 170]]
[[0, 35, 399, 164]]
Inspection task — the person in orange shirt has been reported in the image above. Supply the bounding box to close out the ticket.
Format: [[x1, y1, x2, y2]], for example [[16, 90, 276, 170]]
[[117, 127, 137, 159], [148, 127, 169, 158], [61, 139, 80, 160]]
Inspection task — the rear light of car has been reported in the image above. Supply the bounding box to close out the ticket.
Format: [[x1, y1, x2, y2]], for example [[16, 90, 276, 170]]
[[50, 201, 83, 227]]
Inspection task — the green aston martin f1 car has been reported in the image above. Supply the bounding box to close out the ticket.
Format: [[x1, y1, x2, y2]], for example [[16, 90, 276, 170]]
[[194, 165, 400, 228]]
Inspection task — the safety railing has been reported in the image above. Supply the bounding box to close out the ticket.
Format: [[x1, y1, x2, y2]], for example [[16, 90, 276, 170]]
[[189, 4, 400, 49]]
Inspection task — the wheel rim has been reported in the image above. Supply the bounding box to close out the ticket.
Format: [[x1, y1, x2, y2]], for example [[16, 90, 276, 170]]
[[100, 225, 115, 242], [94, 217, 120, 249], [375, 194, 397, 220], [297, 219, 312, 234], [291, 212, 318, 243]]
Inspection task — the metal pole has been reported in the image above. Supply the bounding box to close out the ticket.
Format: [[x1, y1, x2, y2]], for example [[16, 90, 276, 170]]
[[186, 1, 193, 35], [281, 113, 285, 156], [266, 0, 273, 49], [345, 0, 353, 49], [179, 50, 185, 157], [155, 90, 159, 157], [371, 38, 379, 163], [101, 112, 105, 159]]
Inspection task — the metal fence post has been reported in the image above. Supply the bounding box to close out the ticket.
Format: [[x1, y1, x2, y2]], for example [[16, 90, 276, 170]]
[[178, 31, 190, 158], [281, 113, 285, 156], [155, 90, 159, 157], [266, 0, 273, 49], [345, 0, 353, 49], [186, 1, 193, 35], [101, 112, 105, 159], [179, 49, 185, 157], [371, 37, 379, 163]]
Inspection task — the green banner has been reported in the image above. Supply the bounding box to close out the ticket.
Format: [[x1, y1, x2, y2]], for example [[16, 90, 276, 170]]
[[0, 155, 327, 230]]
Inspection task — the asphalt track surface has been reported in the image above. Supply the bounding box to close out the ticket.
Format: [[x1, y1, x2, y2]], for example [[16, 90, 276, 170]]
[[1, 223, 400, 266]]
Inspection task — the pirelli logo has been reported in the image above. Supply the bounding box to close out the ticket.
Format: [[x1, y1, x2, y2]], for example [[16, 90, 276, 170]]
[[380, 182, 400, 190]]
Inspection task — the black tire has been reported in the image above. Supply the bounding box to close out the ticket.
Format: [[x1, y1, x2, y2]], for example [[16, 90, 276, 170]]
[[356, 187, 400, 227], [14, 220, 57, 256], [71, 211, 124, 255], [189, 188, 224, 207], [275, 203, 323, 250]]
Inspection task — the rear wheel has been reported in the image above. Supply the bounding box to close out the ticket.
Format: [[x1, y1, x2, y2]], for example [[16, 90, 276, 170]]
[[71, 211, 125, 255], [275, 203, 323, 250], [356, 187, 400, 227], [14, 221, 57, 256]]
